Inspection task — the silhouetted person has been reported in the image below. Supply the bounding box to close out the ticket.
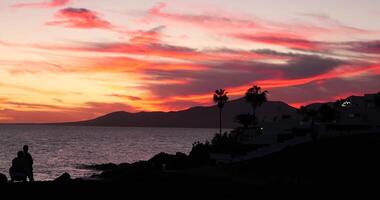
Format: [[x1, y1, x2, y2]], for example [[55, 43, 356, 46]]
[[23, 145, 34, 182], [9, 151, 28, 182]]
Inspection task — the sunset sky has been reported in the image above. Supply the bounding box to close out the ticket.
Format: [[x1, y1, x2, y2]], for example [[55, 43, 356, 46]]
[[1, 0, 380, 123]]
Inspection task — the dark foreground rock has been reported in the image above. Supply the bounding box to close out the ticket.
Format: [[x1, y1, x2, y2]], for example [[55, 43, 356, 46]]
[[2, 133, 380, 197], [0, 173, 7, 184], [85, 133, 380, 185]]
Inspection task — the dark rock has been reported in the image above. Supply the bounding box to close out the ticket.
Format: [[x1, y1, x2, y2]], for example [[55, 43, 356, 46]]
[[98, 160, 153, 181], [117, 163, 131, 170], [54, 173, 72, 182], [148, 152, 190, 170], [0, 173, 7, 184], [149, 152, 173, 169], [175, 152, 187, 158], [81, 163, 118, 171]]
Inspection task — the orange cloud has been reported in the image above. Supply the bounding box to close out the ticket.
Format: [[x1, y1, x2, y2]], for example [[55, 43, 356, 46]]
[[0, 101, 137, 123], [78, 56, 207, 73], [106, 94, 142, 101], [2, 101, 64, 111]]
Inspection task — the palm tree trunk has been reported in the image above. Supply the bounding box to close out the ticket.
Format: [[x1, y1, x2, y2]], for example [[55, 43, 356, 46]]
[[252, 106, 256, 126], [219, 108, 222, 135]]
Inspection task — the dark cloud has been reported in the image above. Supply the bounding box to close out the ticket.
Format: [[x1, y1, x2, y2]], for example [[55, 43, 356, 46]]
[[139, 54, 348, 97], [279, 55, 345, 78], [345, 41, 380, 54], [269, 75, 380, 105]]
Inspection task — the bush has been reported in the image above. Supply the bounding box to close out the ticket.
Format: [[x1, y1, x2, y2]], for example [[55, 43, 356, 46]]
[[189, 141, 212, 167], [211, 132, 239, 147]]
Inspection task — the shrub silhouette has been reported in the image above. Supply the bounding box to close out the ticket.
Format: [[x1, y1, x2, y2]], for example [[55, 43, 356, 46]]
[[189, 141, 212, 167], [234, 114, 253, 129]]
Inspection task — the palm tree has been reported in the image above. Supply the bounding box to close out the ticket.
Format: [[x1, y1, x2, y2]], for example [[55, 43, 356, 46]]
[[245, 85, 268, 125], [213, 89, 228, 135]]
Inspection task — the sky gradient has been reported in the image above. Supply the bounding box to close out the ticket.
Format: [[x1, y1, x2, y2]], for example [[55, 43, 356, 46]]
[[1, 0, 380, 123]]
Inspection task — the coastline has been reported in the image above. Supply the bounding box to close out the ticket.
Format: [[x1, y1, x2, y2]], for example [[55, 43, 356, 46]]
[[2, 132, 379, 196]]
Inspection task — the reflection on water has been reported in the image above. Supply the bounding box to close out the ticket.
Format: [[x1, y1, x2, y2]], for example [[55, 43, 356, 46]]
[[0, 125, 216, 181]]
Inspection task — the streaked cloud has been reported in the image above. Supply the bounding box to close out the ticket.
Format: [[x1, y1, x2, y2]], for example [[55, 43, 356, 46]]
[[0, 101, 136, 123], [12, 0, 71, 8], [232, 33, 323, 51], [345, 41, 380, 54], [106, 94, 142, 101]]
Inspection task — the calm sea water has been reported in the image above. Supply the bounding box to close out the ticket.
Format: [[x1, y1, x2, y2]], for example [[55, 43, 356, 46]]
[[0, 125, 217, 181]]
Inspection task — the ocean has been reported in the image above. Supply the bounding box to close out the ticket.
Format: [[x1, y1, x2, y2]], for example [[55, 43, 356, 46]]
[[0, 125, 217, 181]]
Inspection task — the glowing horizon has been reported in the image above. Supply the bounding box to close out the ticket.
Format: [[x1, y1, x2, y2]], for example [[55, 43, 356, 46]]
[[1, 0, 380, 123]]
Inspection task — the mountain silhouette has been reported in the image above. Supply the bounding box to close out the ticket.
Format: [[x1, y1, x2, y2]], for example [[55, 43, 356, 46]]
[[59, 98, 297, 128]]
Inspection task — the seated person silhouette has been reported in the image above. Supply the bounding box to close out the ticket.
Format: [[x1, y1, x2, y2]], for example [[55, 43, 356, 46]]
[[9, 151, 28, 182]]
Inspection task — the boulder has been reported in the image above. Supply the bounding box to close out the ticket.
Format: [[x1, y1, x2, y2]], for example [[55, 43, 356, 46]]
[[148, 152, 189, 170], [54, 172, 72, 183]]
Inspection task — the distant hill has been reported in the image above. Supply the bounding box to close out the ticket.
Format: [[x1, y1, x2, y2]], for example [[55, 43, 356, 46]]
[[59, 98, 298, 128]]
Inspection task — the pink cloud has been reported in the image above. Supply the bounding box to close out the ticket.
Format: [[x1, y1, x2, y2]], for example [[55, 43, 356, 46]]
[[232, 33, 323, 51], [147, 2, 258, 31], [46, 7, 113, 29], [299, 13, 375, 35], [146, 3, 376, 51], [129, 26, 165, 45], [12, 0, 71, 8]]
